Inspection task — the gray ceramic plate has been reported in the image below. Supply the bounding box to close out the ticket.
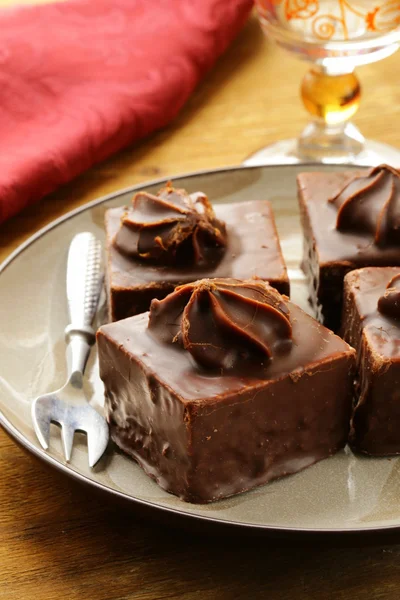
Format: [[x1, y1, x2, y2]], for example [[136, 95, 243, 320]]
[[1, 164, 399, 535]]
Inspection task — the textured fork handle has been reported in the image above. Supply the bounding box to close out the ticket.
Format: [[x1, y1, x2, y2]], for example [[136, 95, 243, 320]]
[[66, 232, 103, 333], [65, 232, 103, 385]]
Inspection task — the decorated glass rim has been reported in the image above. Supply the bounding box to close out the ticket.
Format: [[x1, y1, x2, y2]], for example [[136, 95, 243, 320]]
[[256, 1, 400, 52]]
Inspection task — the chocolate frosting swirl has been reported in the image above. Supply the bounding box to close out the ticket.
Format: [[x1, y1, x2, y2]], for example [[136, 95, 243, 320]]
[[378, 273, 400, 319], [113, 183, 227, 266], [148, 278, 292, 371], [328, 165, 400, 247]]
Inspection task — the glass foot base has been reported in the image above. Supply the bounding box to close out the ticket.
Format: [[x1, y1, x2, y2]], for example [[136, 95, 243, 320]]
[[243, 138, 400, 167]]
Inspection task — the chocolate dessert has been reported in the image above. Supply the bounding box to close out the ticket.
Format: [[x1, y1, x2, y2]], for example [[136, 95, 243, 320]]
[[106, 183, 289, 321], [97, 278, 355, 503], [298, 165, 400, 332], [342, 267, 400, 455]]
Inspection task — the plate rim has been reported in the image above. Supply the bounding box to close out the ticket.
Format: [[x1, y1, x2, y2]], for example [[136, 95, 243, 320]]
[[2, 161, 388, 536]]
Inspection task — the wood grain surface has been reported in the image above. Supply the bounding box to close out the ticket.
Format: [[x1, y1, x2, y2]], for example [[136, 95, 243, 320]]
[[2, 3, 400, 599]]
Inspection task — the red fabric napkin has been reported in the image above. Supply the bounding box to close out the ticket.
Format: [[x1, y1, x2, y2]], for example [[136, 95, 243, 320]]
[[0, 0, 252, 225]]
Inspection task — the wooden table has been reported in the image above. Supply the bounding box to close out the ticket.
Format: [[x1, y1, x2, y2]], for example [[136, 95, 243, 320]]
[[2, 5, 400, 599]]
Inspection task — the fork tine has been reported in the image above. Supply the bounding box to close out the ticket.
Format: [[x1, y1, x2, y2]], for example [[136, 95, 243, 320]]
[[61, 422, 75, 463], [86, 409, 110, 467], [31, 397, 52, 450]]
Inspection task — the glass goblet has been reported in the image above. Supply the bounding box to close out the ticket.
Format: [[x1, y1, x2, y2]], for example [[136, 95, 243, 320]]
[[245, 0, 400, 166]]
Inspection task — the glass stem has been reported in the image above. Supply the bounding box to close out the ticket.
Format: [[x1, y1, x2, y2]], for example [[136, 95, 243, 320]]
[[297, 66, 364, 162]]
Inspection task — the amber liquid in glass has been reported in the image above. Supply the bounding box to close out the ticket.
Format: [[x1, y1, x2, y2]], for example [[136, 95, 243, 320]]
[[301, 69, 361, 125]]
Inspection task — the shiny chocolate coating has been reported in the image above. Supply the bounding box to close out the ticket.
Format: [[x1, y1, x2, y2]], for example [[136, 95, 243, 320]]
[[113, 183, 227, 267], [97, 295, 355, 503], [148, 278, 292, 370], [298, 169, 400, 333], [106, 199, 290, 322], [378, 273, 400, 320], [329, 165, 400, 248], [342, 267, 400, 455]]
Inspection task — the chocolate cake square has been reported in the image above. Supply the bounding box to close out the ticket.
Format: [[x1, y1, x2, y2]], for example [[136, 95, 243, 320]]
[[97, 278, 355, 503], [106, 185, 289, 321], [298, 165, 400, 332], [342, 267, 400, 455]]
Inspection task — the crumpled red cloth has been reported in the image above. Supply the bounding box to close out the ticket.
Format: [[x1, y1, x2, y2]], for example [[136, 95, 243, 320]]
[[0, 0, 252, 224]]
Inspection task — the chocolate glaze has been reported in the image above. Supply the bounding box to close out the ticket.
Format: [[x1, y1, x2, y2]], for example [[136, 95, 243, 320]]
[[378, 273, 400, 319], [114, 184, 227, 266], [298, 169, 400, 332], [106, 199, 290, 322], [97, 296, 355, 503], [329, 165, 400, 247], [342, 267, 400, 455], [149, 278, 292, 370]]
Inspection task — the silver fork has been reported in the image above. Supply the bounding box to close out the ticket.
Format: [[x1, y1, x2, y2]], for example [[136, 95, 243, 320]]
[[31, 232, 109, 467]]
